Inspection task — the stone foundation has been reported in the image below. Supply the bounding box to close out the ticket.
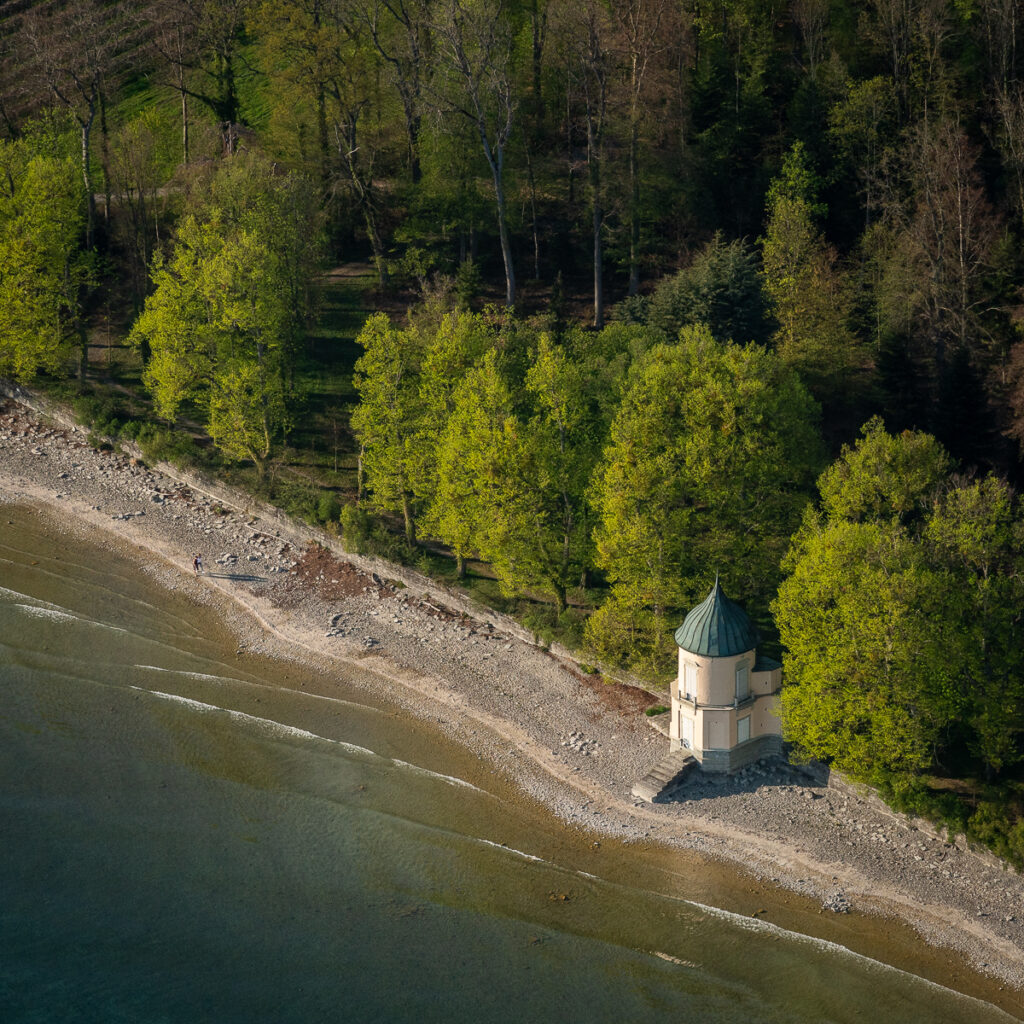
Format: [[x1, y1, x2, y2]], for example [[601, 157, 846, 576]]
[[671, 733, 783, 773]]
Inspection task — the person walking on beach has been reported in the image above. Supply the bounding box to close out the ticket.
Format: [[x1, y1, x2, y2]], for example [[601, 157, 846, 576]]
[[193, 553, 203, 576]]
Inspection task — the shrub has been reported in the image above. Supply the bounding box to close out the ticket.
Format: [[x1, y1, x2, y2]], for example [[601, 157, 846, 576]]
[[455, 258, 482, 308], [316, 492, 342, 525], [135, 424, 210, 469], [87, 432, 113, 451], [645, 705, 670, 716], [611, 294, 649, 325], [73, 394, 128, 439], [339, 503, 372, 553]]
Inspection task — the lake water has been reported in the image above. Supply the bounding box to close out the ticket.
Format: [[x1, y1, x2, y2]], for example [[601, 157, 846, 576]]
[[0, 503, 1018, 1023]]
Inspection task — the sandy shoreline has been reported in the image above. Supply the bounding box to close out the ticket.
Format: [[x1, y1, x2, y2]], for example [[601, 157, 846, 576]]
[[3, 394, 1024, 1010]]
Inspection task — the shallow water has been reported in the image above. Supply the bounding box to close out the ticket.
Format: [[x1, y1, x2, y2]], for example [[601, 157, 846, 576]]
[[0, 504, 1018, 1023]]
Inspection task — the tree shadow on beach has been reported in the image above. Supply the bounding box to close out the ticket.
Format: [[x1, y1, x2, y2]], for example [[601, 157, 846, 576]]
[[201, 572, 269, 583]]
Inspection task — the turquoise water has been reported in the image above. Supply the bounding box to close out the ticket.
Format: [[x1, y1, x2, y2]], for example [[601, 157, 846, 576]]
[[0, 504, 1018, 1023]]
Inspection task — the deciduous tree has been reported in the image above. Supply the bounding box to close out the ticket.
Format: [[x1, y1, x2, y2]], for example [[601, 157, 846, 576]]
[[588, 325, 823, 673], [0, 146, 88, 380], [428, 0, 519, 307], [775, 419, 1024, 784], [130, 158, 320, 475]]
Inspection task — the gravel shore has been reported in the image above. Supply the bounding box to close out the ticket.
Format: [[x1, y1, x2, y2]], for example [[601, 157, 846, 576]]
[[3, 394, 1024, 1002]]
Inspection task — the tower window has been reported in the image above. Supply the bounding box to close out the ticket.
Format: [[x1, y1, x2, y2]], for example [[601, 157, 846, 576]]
[[735, 665, 749, 700], [683, 662, 697, 700], [737, 715, 751, 744]]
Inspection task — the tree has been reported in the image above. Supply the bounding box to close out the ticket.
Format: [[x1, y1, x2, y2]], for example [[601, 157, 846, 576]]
[[429, 0, 519, 307], [193, 0, 251, 128], [867, 119, 1004, 451], [557, 0, 612, 327], [685, 0, 781, 235], [774, 516, 952, 779], [250, 0, 343, 197], [993, 84, 1024, 229], [926, 477, 1024, 777], [774, 419, 1024, 785], [108, 111, 175, 312], [761, 142, 863, 410], [610, 0, 679, 296], [188, 153, 325, 369], [130, 158, 320, 475], [587, 325, 823, 673], [428, 348, 513, 569], [353, 0, 433, 185], [409, 309, 495, 561], [0, 147, 88, 380], [647, 233, 772, 346], [814, 415, 950, 525], [350, 313, 429, 544], [827, 76, 896, 231], [321, 12, 396, 289], [21, 0, 124, 249], [132, 215, 292, 475], [139, 0, 203, 166], [427, 332, 608, 609], [485, 335, 598, 609]]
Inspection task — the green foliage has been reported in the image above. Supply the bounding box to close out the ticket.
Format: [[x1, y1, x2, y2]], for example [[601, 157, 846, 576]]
[[316, 492, 342, 525], [761, 142, 863, 406], [72, 394, 130, 438], [131, 213, 290, 474], [455, 259, 482, 308], [645, 705, 670, 717], [130, 157, 321, 475], [134, 425, 212, 469], [0, 145, 88, 380], [611, 294, 649, 325], [766, 141, 828, 223], [647, 234, 771, 346], [588, 325, 824, 674], [775, 421, 1024, 791], [351, 308, 658, 612], [339, 503, 373, 554], [815, 417, 950, 526], [350, 312, 430, 543], [775, 518, 951, 779]]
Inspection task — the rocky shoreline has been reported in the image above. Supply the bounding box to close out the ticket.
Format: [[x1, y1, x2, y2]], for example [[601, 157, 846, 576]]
[[2, 394, 1024, 1007]]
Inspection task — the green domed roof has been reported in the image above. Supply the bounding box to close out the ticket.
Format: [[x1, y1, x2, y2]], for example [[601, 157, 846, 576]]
[[674, 580, 759, 657]]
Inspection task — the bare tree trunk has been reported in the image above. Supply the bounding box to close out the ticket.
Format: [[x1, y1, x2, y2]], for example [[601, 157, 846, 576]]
[[525, 139, 541, 280], [77, 323, 89, 382], [316, 87, 331, 199], [590, 148, 603, 328], [402, 491, 416, 546], [181, 82, 190, 164], [80, 117, 96, 248], [628, 119, 640, 295], [479, 129, 516, 306]]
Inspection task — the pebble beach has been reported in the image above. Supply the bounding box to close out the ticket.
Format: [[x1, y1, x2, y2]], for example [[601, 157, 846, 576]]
[[3, 391, 1024, 1008]]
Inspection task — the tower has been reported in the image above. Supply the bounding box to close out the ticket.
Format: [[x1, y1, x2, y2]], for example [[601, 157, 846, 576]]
[[670, 579, 782, 772]]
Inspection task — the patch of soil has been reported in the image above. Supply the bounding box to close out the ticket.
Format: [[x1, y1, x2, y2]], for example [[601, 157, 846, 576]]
[[569, 664, 660, 716], [288, 542, 389, 601]]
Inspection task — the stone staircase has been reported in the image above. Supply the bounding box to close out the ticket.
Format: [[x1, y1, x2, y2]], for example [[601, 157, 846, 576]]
[[631, 748, 698, 803]]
